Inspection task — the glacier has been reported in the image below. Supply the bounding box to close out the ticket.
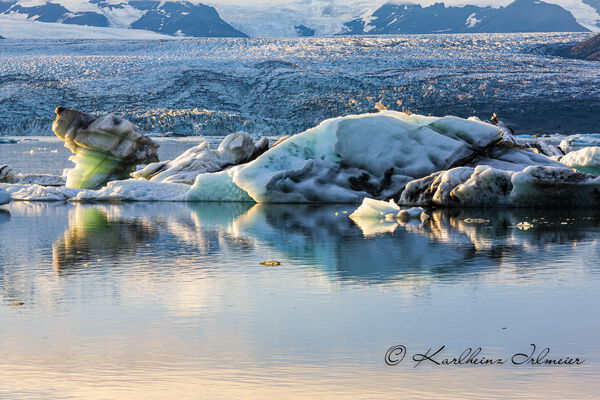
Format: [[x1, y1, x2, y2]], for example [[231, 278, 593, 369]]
[[1, 33, 599, 139]]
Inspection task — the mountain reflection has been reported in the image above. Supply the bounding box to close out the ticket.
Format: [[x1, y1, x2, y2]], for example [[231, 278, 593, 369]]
[[49, 203, 600, 283]]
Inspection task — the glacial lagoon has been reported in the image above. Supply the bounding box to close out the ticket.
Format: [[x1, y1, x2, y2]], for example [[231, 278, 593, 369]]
[[1, 201, 600, 399], [2, 33, 600, 398]]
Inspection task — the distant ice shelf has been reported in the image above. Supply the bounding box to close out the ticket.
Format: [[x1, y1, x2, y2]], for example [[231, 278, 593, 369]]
[[0, 15, 175, 39]]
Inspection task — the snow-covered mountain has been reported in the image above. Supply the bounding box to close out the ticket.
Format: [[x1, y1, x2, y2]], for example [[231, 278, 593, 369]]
[[342, 0, 595, 34], [1, 0, 600, 38], [0, 0, 248, 37]]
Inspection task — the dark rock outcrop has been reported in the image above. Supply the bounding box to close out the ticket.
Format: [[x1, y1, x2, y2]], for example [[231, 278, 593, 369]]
[[568, 34, 600, 60]]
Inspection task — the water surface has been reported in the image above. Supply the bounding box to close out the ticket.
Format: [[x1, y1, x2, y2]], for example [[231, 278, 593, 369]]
[[0, 202, 598, 399]]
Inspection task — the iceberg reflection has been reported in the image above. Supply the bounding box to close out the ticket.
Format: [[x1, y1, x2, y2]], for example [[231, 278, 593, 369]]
[[52, 206, 160, 272], [50, 203, 600, 283]]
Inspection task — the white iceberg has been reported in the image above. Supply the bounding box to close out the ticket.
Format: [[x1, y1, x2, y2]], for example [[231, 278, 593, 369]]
[[559, 134, 600, 153], [349, 198, 400, 219], [400, 165, 600, 208], [1, 184, 84, 201], [52, 107, 159, 189], [132, 132, 268, 184], [189, 111, 504, 203], [73, 180, 190, 202], [559, 147, 600, 176]]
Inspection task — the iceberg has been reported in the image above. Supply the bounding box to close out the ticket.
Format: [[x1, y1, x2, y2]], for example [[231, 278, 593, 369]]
[[73, 180, 190, 202], [132, 132, 268, 184], [8, 109, 600, 208], [559, 147, 600, 176], [0, 165, 65, 186], [189, 111, 506, 203], [559, 134, 600, 153], [349, 198, 400, 219], [400, 165, 600, 207], [52, 107, 159, 189], [0, 184, 83, 201]]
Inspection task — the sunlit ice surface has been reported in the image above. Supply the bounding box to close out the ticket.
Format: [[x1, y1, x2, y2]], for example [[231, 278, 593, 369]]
[[0, 202, 599, 399], [1, 33, 599, 137]]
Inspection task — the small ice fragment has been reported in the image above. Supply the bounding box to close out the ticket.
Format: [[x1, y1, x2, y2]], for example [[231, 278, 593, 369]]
[[515, 222, 534, 230], [349, 198, 400, 219], [559, 146, 600, 175], [464, 218, 489, 224]]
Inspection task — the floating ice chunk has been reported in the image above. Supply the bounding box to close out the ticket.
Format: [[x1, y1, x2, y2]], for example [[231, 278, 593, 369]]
[[515, 222, 534, 230], [509, 166, 600, 207], [73, 179, 189, 202], [349, 197, 399, 219], [559, 147, 600, 175], [52, 107, 159, 189], [0, 165, 14, 182], [189, 111, 503, 203], [400, 165, 600, 208], [463, 218, 489, 224], [559, 134, 600, 153], [133, 141, 223, 183], [2, 184, 84, 201], [0, 188, 10, 205], [186, 169, 255, 202], [218, 132, 267, 164], [132, 132, 268, 184]]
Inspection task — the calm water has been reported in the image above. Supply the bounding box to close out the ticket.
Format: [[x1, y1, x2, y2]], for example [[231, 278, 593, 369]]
[[1, 202, 599, 399]]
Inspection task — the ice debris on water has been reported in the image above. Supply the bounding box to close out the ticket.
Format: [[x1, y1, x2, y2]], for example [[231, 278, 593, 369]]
[[132, 131, 268, 184], [5, 109, 600, 208], [349, 198, 399, 219], [558, 147, 600, 176], [515, 222, 534, 230]]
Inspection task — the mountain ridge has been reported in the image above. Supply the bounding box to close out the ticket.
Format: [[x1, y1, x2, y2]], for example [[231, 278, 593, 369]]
[[1, 0, 599, 38], [342, 0, 591, 35], [0, 0, 248, 37]]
